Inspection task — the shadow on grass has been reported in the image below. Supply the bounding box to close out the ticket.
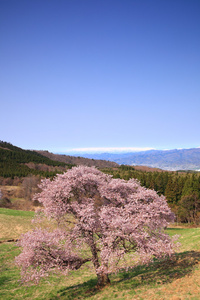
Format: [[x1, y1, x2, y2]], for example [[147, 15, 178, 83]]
[[50, 278, 100, 300], [0, 275, 11, 286], [116, 250, 200, 289], [50, 251, 200, 299]]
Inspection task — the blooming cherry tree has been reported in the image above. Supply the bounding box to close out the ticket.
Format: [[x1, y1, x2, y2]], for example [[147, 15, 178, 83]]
[[16, 166, 177, 286]]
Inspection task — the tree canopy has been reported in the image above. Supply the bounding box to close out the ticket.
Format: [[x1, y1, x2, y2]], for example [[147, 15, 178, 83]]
[[16, 166, 177, 287]]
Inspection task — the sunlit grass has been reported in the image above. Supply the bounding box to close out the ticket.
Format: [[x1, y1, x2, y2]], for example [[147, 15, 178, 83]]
[[0, 208, 34, 217], [1, 208, 200, 299], [167, 227, 200, 251], [0, 208, 34, 241]]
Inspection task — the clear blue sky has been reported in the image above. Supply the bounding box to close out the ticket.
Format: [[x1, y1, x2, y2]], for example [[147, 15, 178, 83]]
[[1, 0, 200, 153]]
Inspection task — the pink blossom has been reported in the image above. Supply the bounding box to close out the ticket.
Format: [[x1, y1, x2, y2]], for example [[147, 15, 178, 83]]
[[16, 165, 177, 286]]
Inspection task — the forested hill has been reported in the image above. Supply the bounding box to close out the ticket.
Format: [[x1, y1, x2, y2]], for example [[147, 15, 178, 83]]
[[0, 141, 118, 178], [0, 141, 65, 166], [0, 141, 70, 178]]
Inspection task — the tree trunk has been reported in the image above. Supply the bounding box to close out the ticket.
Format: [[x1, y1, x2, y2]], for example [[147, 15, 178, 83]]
[[97, 273, 110, 287], [88, 234, 110, 287]]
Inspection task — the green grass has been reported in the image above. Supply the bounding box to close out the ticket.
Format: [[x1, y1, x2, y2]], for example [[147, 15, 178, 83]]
[[1, 209, 200, 299], [167, 227, 200, 251], [0, 208, 34, 217]]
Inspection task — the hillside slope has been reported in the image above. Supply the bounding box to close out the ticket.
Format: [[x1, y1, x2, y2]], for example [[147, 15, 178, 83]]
[[36, 150, 119, 169], [0, 141, 69, 178], [0, 141, 119, 178]]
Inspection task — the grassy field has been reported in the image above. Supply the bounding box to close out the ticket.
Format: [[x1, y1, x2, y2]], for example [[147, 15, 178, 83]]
[[1, 208, 200, 300], [0, 208, 34, 241]]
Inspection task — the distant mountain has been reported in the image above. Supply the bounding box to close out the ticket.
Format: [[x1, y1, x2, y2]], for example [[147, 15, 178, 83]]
[[72, 148, 200, 171]]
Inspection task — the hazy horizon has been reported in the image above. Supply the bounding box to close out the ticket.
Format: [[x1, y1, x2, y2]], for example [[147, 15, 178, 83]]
[[45, 146, 200, 155]]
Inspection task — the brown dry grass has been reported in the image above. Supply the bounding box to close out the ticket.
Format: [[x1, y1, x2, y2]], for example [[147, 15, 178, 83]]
[[0, 213, 34, 241]]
